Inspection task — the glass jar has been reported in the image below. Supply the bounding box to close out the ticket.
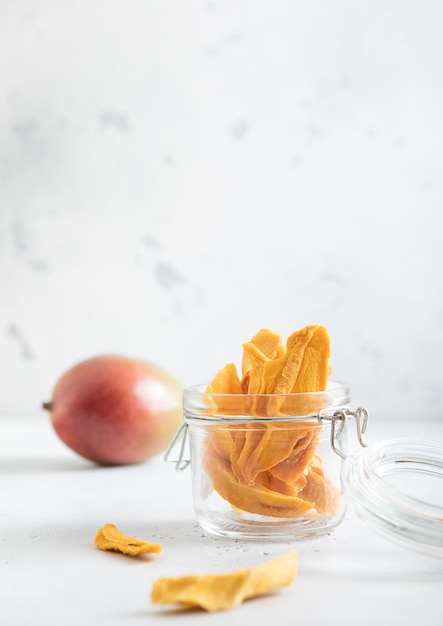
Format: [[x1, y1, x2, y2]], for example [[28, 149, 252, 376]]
[[166, 380, 443, 557], [169, 380, 362, 541]]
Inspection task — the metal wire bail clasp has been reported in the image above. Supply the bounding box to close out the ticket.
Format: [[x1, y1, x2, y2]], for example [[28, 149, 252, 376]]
[[164, 423, 190, 471], [319, 406, 369, 459]]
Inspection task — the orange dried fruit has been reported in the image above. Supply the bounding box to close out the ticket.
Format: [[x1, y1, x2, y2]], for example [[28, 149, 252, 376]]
[[269, 428, 319, 484], [259, 326, 317, 395], [206, 362, 242, 394], [204, 451, 314, 518], [249, 328, 286, 360], [236, 423, 274, 484], [205, 363, 247, 416], [237, 424, 312, 485], [262, 325, 331, 415], [151, 551, 298, 612], [309, 454, 325, 477], [255, 470, 303, 496], [241, 341, 269, 379], [240, 329, 284, 394], [94, 524, 162, 556], [298, 470, 341, 516], [290, 325, 331, 393], [204, 325, 340, 519], [206, 426, 236, 461]]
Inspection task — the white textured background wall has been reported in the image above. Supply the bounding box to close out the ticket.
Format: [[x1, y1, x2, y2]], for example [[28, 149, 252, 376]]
[[1, 0, 442, 422]]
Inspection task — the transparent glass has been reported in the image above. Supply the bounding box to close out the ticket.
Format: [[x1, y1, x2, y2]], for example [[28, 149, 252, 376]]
[[342, 438, 443, 558], [183, 381, 351, 540]]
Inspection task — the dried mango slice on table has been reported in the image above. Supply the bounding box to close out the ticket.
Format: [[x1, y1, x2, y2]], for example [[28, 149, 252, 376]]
[[204, 325, 340, 518], [151, 550, 297, 612], [94, 524, 162, 556]]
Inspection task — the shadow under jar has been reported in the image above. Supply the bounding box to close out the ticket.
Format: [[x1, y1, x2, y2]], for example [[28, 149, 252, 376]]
[[180, 381, 361, 541]]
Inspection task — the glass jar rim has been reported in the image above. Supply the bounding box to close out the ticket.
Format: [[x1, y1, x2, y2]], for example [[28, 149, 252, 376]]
[[183, 380, 351, 422], [184, 379, 349, 399]]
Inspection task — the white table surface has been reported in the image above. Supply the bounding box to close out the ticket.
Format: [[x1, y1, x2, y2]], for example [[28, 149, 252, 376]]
[[1, 414, 443, 626]]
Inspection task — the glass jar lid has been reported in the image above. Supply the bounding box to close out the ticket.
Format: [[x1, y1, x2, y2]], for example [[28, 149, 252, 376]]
[[342, 438, 443, 559]]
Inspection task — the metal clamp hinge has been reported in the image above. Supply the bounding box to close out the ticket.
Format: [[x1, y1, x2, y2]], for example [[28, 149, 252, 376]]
[[164, 423, 190, 471], [319, 406, 369, 459]]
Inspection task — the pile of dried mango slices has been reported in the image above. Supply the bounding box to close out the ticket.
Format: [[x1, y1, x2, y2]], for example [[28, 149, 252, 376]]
[[204, 325, 340, 518]]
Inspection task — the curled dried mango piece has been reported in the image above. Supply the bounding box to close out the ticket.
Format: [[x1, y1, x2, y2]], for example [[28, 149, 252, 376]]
[[241, 329, 285, 395], [263, 325, 331, 415], [204, 449, 314, 518], [236, 423, 274, 484], [241, 341, 269, 377], [151, 550, 297, 612], [206, 362, 242, 394], [255, 470, 304, 496], [289, 325, 331, 393], [237, 423, 312, 485], [206, 425, 236, 461], [298, 469, 341, 516], [269, 428, 319, 484], [248, 328, 285, 361], [241, 342, 270, 394], [205, 363, 246, 416], [260, 326, 317, 395], [94, 524, 162, 556]]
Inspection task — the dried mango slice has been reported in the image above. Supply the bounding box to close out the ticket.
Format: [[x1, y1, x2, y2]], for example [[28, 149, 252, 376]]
[[151, 550, 297, 612], [298, 470, 341, 516], [269, 429, 319, 484], [237, 424, 313, 485], [205, 451, 314, 518], [260, 326, 317, 395], [206, 426, 236, 461], [206, 362, 242, 394], [236, 423, 273, 484], [229, 427, 248, 481], [245, 367, 265, 396], [241, 329, 284, 377], [241, 329, 284, 394], [241, 372, 251, 393], [206, 363, 245, 415], [249, 328, 285, 360], [206, 330, 285, 398], [241, 341, 269, 379], [94, 524, 162, 556], [263, 326, 331, 416], [309, 454, 325, 477], [290, 325, 331, 393], [255, 470, 303, 496], [241, 343, 269, 394]]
